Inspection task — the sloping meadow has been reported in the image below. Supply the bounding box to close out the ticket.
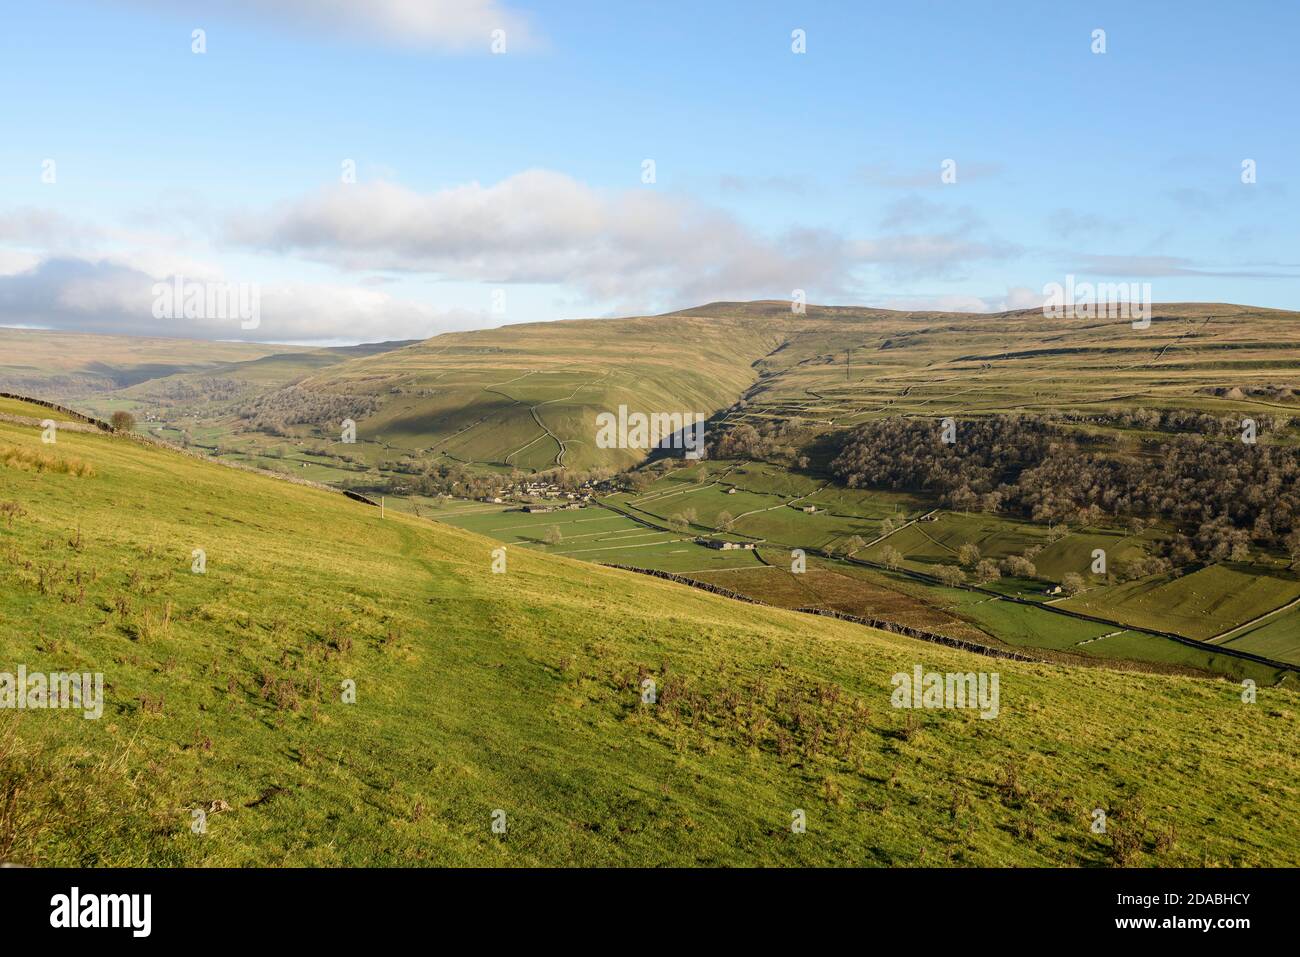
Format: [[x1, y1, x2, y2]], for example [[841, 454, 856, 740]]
[[0, 400, 1296, 866]]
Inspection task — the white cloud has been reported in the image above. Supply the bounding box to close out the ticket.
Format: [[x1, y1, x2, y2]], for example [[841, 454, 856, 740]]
[[880, 286, 1046, 314], [0, 249, 41, 276], [0, 207, 105, 250], [134, 0, 540, 52], [1001, 286, 1051, 311], [0, 255, 475, 343], [0, 170, 1028, 341], [230, 170, 1021, 308], [229, 171, 862, 307]]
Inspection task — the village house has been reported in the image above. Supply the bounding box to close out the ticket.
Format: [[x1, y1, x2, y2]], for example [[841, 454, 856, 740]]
[[696, 537, 756, 550]]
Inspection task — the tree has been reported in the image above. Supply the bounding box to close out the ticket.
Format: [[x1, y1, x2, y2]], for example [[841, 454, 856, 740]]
[[881, 546, 904, 570], [716, 511, 734, 531], [543, 526, 563, 545], [973, 559, 1001, 584], [957, 543, 981, 568], [843, 534, 866, 555], [110, 410, 137, 432], [1003, 555, 1037, 579], [1288, 529, 1300, 568], [1061, 572, 1086, 596], [829, 411, 1300, 563], [716, 424, 762, 459], [933, 565, 966, 586]]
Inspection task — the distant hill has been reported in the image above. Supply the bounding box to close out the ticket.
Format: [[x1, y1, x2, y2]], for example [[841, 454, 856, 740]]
[[0, 327, 304, 396], [11, 302, 1298, 476], [0, 327, 416, 423], [290, 312, 791, 470], [248, 300, 1300, 473], [8, 298, 1300, 492]]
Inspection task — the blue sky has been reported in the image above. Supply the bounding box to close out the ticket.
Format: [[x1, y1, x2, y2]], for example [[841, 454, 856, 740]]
[[0, 0, 1296, 343]]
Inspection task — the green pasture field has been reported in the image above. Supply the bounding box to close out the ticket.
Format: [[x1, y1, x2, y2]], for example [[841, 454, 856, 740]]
[[615, 461, 1300, 672], [1060, 564, 1300, 642], [435, 503, 765, 572], [1032, 529, 1161, 581], [1220, 606, 1300, 665], [821, 560, 1288, 684]]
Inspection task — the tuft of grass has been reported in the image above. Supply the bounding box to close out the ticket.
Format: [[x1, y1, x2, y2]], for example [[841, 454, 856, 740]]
[[0, 444, 95, 477]]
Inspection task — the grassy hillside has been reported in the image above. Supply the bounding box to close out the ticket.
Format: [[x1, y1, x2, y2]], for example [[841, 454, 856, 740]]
[[173, 299, 1300, 486], [1, 396, 1297, 866], [12, 302, 1300, 475], [289, 313, 790, 471], [0, 328, 301, 396], [0, 329, 415, 451], [704, 301, 1300, 433]]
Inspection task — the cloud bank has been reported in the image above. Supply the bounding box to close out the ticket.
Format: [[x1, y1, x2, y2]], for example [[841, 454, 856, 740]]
[[229, 170, 1019, 308], [0, 256, 476, 343]]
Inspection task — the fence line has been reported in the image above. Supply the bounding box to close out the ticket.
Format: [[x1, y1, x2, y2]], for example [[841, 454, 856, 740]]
[[0, 392, 113, 430]]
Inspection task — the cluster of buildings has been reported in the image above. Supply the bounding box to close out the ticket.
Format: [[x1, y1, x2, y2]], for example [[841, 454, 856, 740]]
[[479, 477, 620, 506], [695, 537, 757, 550]]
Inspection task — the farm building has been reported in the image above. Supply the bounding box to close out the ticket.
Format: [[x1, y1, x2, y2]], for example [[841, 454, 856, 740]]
[[696, 538, 756, 550]]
